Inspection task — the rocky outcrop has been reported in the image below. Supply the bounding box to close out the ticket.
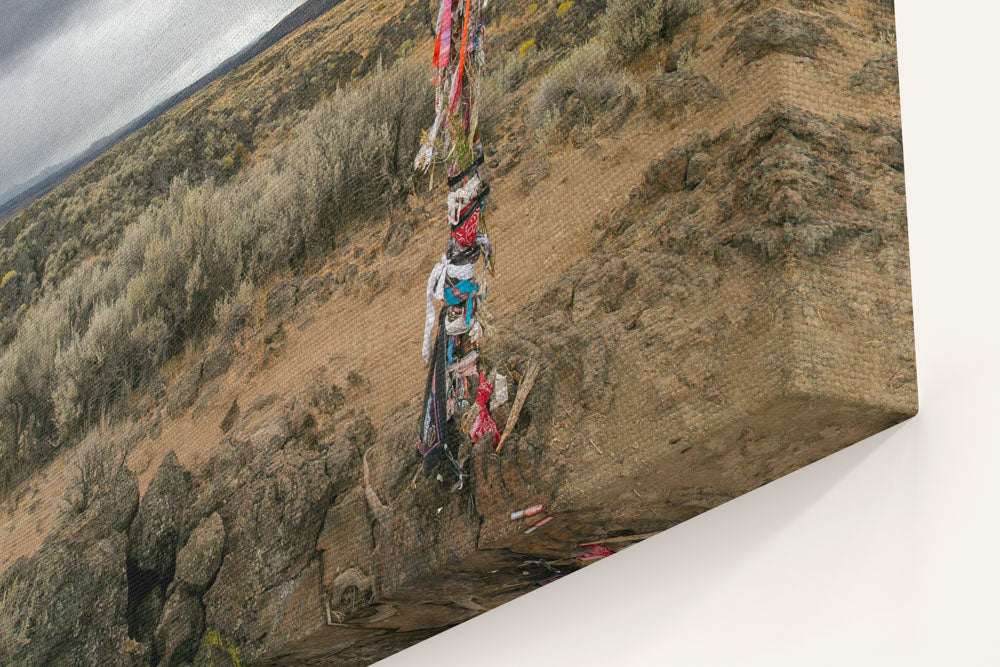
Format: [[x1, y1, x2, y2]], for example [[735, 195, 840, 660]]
[[175, 512, 225, 593], [201, 446, 333, 660], [645, 71, 723, 122], [726, 8, 841, 64], [154, 587, 204, 666], [129, 451, 192, 580], [0, 533, 134, 666]]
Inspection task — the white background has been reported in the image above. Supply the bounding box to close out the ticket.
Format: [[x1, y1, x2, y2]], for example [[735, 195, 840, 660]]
[[384, 3, 1000, 665]]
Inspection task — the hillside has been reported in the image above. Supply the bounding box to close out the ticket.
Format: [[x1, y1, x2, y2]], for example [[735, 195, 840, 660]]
[[0, 0, 914, 665], [0, 0, 348, 223], [0, 0, 428, 349]]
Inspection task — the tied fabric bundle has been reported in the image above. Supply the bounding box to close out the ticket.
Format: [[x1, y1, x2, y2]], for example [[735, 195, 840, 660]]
[[469, 371, 499, 443]]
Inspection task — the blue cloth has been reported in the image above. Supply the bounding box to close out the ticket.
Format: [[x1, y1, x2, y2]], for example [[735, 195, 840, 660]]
[[444, 279, 478, 305]]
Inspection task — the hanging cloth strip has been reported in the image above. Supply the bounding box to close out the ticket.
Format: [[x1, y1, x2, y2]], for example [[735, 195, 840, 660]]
[[449, 0, 474, 113], [447, 178, 487, 227], [432, 0, 453, 70], [415, 87, 448, 172], [443, 278, 478, 306], [444, 279, 479, 328], [417, 307, 449, 475]]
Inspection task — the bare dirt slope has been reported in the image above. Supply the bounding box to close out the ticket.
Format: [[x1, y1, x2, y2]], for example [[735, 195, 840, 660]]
[[0, 117, 674, 574]]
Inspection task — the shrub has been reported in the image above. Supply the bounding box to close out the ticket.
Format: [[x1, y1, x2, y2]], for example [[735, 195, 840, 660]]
[[531, 41, 638, 130], [214, 280, 255, 337], [479, 48, 543, 142], [62, 433, 126, 516], [600, 0, 702, 62]]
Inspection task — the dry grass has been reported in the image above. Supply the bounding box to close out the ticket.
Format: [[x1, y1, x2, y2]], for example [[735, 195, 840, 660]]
[[0, 61, 432, 495]]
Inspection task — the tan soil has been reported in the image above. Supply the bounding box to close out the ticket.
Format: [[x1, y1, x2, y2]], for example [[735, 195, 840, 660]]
[[0, 118, 681, 574]]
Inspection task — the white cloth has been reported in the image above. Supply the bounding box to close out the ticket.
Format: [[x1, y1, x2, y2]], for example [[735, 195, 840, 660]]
[[421, 255, 477, 362], [447, 175, 482, 226], [490, 373, 508, 411]]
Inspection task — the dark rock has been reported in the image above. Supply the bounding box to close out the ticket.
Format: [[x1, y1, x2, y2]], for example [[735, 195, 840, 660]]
[[685, 151, 713, 188], [166, 361, 203, 416], [308, 375, 346, 414], [317, 488, 373, 590], [645, 71, 723, 121], [246, 415, 292, 460], [383, 218, 414, 256], [0, 533, 132, 666], [873, 134, 904, 171], [266, 278, 300, 319], [132, 583, 165, 646], [220, 398, 239, 434], [175, 512, 225, 593], [645, 148, 690, 193], [202, 448, 333, 662], [249, 392, 280, 414], [154, 587, 204, 667], [200, 343, 233, 384], [334, 262, 358, 285], [727, 8, 839, 64], [850, 53, 898, 93], [261, 321, 285, 345], [287, 403, 319, 450], [128, 451, 192, 579]]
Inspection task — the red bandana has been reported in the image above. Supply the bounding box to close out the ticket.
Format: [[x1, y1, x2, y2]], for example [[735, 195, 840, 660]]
[[452, 204, 480, 247]]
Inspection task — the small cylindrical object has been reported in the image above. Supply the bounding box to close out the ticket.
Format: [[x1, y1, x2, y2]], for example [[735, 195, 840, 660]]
[[510, 504, 544, 521], [523, 516, 553, 534]]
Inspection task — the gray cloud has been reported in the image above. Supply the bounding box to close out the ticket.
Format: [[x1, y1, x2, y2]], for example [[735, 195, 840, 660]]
[[0, 0, 99, 69], [0, 0, 304, 203]]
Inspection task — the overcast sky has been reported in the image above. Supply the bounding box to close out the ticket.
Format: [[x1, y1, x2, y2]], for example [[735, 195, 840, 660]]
[[0, 0, 306, 203]]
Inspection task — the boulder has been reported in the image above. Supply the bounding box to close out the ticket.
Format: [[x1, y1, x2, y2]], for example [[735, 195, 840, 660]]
[[166, 361, 203, 416], [685, 151, 713, 189], [175, 512, 225, 593], [202, 449, 333, 659], [154, 587, 204, 667], [200, 342, 233, 384], [644, 148, 690, 194], [128, 451, 192, 578]]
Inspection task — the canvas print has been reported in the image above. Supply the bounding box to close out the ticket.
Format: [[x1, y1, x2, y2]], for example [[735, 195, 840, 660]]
[[0, 0, 916, 664]]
